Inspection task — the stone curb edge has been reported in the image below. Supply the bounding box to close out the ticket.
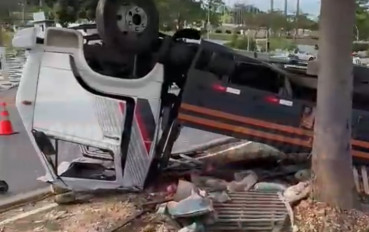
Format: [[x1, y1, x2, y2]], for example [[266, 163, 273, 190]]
[[0, 187, 53, 213]]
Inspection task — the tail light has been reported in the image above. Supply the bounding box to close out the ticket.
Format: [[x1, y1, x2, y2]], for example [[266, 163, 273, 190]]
[[212, 84, 226, 92], [264, 95, 293, 107], [264, 95, 279, 104]]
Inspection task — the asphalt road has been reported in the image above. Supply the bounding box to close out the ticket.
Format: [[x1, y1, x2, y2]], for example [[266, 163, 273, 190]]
[[0, 88, 47, 200]]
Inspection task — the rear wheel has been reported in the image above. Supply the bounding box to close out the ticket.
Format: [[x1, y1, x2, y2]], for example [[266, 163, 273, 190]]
[[96, 0, 159, 54]]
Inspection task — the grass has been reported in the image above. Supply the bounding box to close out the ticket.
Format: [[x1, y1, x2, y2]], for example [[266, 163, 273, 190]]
[[162, 31, 297, 51], [207, 33, 233, 41], [205, 33, 298, 51], [269, 37, 297, 51]]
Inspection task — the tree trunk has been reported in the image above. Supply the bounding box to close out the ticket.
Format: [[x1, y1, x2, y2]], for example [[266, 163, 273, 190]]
[[176, 13, 183, 31], [312, 0, 358, 209]]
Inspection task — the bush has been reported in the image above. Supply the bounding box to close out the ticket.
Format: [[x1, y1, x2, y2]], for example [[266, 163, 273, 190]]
[[353, 43, 369, 52], [269, 38, 297, 51], [226, 33, 256, 51], [0, 30, 13, 47]]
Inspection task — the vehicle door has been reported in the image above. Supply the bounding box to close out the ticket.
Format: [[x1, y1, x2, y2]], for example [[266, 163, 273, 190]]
[[15, 27, 163, 190]]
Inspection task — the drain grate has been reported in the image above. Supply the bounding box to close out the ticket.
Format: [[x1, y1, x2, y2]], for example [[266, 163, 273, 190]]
[[208, 191, 288, 231]]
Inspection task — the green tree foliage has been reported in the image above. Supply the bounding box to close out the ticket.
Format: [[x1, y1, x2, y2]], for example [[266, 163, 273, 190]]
[[37, 0, 223, 30], [155, 0, 204, 30], [355, 0, 369, 39], [229, 3, 318, 35], [53, 0, 79, 27], [296, 13, 319, 30], [78, 0, 98, 20], [155, 0, 224, 31], [226, 32, 256, 51]]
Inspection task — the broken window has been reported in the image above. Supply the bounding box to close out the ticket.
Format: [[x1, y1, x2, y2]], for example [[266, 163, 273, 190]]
[[228, 63, 284, 94]]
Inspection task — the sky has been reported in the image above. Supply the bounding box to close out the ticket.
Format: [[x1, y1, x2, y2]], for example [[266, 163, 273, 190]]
[[225, 0, 321, 18]]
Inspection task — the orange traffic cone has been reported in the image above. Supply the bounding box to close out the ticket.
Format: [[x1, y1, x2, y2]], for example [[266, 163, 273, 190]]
[[0, 102, 16, 136]]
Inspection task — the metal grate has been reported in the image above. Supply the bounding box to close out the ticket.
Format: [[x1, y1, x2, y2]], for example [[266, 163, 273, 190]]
[[208, 191, 288, 231]]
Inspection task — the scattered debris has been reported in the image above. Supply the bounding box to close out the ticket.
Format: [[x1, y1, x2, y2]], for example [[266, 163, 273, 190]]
[[190, 175, 228, 192], [54, 192, 76, 205], [174, 180, 197, 201], [178, 222, 205, 232], [6, 140, 369, 231], [167, 190, 214, 218], [284, 181, 311, 204], [193, 141, 286, 165], [295, 169, 311, 181], [208, 191, 230, 203], [110, 209, 148, 232], [227, 170, 258, 192], [255, 182, 287, 192]]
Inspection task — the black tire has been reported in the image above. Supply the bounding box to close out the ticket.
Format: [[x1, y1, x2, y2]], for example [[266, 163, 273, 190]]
[[0, 180, 9, 194], [96, 0, 159, 54]]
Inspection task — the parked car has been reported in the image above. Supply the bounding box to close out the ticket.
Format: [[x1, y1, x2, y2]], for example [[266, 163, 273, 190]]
[[294, 50, 316, 61], [353, 56, 362, 65]]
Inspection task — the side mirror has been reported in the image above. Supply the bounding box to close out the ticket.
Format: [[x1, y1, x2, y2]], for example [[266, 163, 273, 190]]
[[12, 27, 37, 49]]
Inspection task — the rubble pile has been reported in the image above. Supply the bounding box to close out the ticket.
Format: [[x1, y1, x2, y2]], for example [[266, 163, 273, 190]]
[[3, 140, 369, 232], [151, 168, 311, 231], [147, 141, 315, 231]]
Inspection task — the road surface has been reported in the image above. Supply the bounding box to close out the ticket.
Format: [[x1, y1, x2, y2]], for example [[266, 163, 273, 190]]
[[0, 88, 47, 200]]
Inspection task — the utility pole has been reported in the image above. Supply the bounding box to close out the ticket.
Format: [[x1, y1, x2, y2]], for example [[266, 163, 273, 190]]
[[267, 0, 274, 52], [295, 0, 300, 38], [207, 2, 210, 39], [20, 0, 27, 24], [284, 0, 288, 16], [271, 0, 274, 12]]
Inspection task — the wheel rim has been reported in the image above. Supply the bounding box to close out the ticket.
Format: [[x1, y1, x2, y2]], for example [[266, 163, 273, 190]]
[[116, 5, 148, 34]]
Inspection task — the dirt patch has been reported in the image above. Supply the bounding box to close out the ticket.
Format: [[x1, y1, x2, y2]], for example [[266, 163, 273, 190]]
[[294, 199, 369, 232], [0, 193, 177, 232]]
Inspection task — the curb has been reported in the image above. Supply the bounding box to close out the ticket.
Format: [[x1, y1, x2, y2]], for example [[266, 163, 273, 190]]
[[0, 187, 53, 213]]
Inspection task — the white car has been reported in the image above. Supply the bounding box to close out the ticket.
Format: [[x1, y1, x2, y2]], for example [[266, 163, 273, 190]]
[[294, 51, 316, 61], [353, 56, 362, 65]]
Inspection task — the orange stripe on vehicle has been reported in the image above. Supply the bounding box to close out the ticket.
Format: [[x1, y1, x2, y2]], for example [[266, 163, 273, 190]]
[[351, 140, 369, 149], [180, 103, 369, 150], [179, 113, 369, 160], [180, 103, 312, 136], [178, 113, 311, 147], [352, 150, 369, 160]]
